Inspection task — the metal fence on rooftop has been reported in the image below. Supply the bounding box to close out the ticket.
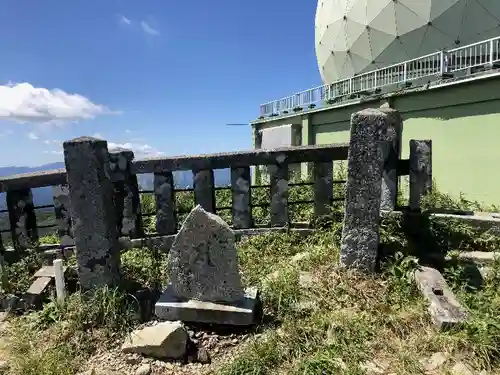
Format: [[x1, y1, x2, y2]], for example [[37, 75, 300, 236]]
[[259, 35, 500, 117]]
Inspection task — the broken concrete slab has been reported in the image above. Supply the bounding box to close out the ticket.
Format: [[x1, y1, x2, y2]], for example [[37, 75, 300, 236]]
[[414, 266, 468, 330], [155, 286, 260, 326]]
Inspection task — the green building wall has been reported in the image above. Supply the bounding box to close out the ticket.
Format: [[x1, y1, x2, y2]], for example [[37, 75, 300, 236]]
[[252, 72, 500, 206]]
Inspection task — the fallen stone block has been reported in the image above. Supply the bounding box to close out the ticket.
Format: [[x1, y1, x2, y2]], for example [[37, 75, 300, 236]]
[[121, 321, 187, 360], [414, 266, 468, 330]]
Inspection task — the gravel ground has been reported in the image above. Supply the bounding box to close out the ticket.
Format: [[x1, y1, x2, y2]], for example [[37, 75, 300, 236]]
[[79, 321, 264, 375]]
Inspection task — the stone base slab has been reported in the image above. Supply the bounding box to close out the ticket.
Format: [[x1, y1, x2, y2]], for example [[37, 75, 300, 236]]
[[155, 285, 260, 326]]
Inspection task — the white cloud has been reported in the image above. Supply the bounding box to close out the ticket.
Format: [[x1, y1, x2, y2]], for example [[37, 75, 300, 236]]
[[140, 21, 160, 36], [43, 150, 63, 155], [27, 132, 39, 140], [0, 82, 117, 124], [108, 142, 163, 158], [92, 132, 104, 139], [40, 137, 163, 159], [119, 14, 131, 25]]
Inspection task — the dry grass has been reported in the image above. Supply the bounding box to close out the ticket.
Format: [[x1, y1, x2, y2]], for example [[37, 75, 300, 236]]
[[218, 227, 500, 375]]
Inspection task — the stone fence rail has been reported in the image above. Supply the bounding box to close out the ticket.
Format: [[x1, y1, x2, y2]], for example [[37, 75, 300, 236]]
[[0, 132, 427, 255]]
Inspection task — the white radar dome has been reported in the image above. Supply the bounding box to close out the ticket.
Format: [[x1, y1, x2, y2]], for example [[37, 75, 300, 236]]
[[315, 0, 500, 83]]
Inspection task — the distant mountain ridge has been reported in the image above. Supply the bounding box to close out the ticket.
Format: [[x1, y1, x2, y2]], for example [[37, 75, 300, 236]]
[[0, 162, 231, 209]]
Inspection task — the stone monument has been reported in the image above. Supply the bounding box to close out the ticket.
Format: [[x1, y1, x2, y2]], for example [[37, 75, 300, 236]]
[[155, 205, 260, 325]]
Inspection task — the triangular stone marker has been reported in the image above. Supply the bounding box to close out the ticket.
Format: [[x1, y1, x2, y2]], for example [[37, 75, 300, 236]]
[[155, 205, 261, 326]]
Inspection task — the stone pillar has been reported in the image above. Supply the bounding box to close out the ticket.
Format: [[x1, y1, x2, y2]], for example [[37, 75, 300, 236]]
[[6, 189, 38, 251], [251, 125, 262, 186], [269, 156, 289, 227], [154, 171, 177, 234], [63, 136, 121, 290], [108, 149, 144, 238], [300, 114, 313, 180], [53, 185, 74, 247], [340, 108, 389, 272], [193, 170, 216, 213], [379, 108, 402, 211], [313, 161, 333, 217], [231, 166, 252, 229], [409, 140, 432, 211]]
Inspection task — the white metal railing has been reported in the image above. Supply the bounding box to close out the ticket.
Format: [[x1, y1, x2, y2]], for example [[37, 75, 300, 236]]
[[259, 35, 500, 117]]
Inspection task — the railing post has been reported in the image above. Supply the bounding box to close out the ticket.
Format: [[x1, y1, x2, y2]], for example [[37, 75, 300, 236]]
[[6, 188, 38, 251], [340, 108, 389, 272], [154, 171, 177, 234], [379, 108, 403, 211], [231, 167, 252, 229], [53, 185, 74, 248], [268, 157, 289, 227], [409, 140, 432, 212], [403, 62, 408, 82], [53, 258, 66, 303], [63, 136, 121, 290], [439, 51, 445, 75], [490, 39, 495, 66], [108, 149, 144, 238], [193, 170, 216, 213]]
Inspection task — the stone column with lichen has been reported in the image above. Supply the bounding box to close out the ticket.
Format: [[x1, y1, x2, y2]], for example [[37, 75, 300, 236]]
[[63, 136, 121, 290]]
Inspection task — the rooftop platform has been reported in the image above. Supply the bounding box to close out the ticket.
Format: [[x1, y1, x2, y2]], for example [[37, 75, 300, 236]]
[[254, 35, 500, 124]]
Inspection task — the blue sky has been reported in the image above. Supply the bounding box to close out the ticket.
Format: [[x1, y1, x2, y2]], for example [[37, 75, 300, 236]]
[[0, 0, 321, 167]]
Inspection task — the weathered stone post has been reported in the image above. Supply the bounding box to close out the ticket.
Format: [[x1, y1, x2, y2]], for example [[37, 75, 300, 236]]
[[340, 108, 390, 272], [409, 140, 432, 211], [379, 108, 402, 211], [63, 136, 121, 290], [108, 148, 144, 238], [6, 188, 38, 251], [53, 185, 74, 248]]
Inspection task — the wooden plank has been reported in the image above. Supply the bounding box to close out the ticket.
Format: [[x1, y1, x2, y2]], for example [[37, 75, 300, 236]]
[[34, 265, 68, 278], [25, 276, 52, 296]]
